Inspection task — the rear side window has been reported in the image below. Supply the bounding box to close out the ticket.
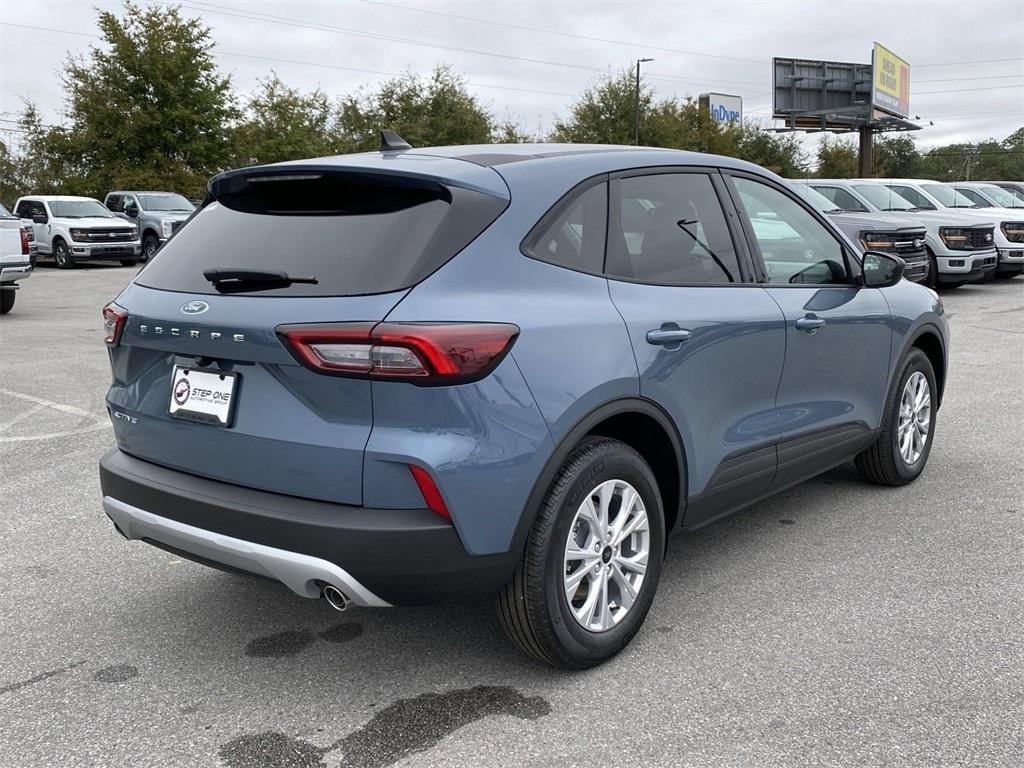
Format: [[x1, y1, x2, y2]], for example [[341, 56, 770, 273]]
[[607, 173, 741, 284], [522, 182, 607, 273], [136, 172, 507, 297]]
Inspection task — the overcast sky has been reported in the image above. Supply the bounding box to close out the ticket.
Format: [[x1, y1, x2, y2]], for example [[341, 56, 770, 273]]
[[1, 0, 1022, 160]]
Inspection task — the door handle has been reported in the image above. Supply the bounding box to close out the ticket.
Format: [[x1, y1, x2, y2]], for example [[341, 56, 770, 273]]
[[646, 327, 692, 346], [795, 314, 826, 333]]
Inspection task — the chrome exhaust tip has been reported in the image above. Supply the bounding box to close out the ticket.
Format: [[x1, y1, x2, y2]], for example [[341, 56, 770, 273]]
[[322, 584, 352, 612]]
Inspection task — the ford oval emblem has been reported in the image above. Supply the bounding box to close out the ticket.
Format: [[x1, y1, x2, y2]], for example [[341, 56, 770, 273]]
[[180, 300, 209, 315]]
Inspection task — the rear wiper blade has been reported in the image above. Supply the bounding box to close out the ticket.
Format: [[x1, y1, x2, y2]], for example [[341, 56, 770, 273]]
[[203, 268, 318, 293]]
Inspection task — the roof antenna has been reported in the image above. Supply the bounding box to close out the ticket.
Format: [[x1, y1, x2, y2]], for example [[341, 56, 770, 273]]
[[379, 130, 412, 152]]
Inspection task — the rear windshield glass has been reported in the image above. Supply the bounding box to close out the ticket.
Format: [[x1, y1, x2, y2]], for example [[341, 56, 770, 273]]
[[135, 173, 506, 297]]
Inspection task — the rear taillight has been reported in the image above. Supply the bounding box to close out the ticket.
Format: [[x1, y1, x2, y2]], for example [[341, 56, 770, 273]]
[[19, 227, 29, 255], [103, 303, 128, 346], [278, 322, 519, 384]]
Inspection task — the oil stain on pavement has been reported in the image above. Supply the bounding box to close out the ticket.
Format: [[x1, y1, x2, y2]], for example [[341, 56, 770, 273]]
[[218, 685, 551, 768], [93, 664, 139, 683], [0, 661, 85, 696]]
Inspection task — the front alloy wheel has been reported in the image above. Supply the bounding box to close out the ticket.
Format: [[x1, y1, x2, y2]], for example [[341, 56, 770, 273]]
[[896, 371, 931, 465], [563, 479, 650, 632]]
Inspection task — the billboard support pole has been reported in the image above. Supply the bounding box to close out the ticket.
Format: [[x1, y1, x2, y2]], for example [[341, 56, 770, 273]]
[[858, 126, 873, 178]]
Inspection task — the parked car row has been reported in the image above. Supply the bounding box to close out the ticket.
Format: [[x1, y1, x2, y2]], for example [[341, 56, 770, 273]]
[[9, 191, 194, 270], [0, 202, 36, 314]]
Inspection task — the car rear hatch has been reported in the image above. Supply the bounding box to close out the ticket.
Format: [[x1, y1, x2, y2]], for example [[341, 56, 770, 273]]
[[105, 157, 509, 506]]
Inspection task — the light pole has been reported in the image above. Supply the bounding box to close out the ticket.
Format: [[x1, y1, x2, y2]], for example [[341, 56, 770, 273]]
[[634, 57, 654, 146]]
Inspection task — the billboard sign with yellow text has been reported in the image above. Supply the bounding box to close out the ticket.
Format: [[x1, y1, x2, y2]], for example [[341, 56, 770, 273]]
[[872, 43, 910, 118]]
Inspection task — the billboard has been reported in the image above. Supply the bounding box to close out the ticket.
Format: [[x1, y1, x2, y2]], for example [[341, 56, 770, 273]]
[[699, 93, 742, 123], [871, 43, 910, 118], [771, 57, 874, 130]]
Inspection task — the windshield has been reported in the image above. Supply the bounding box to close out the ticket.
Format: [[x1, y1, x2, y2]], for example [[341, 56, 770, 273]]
[[976, 185, 1023, 208], [50, 200, 115, 218], [0, 203, 10, 217], [852, 185, 916, 211], [789, 184, 841, 213], [922, 184, 979, 208], [137, 193, 194, 212]]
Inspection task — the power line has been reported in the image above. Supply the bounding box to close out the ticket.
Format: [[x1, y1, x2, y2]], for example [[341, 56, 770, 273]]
[[353, 0, 766, 65]]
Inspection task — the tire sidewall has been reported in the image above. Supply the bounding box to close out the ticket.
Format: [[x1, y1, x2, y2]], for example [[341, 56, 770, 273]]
[[143, 234, 159, 260], [541, 445, 665, 664], [54, 240, 70, 268], [890, 351, 937, 482]]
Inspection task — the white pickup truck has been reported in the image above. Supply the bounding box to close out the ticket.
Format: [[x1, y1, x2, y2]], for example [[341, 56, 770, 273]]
[[0, 202, 35, 314]]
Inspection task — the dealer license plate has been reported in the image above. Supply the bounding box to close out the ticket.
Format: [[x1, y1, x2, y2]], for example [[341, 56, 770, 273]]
[[168, 366, 238, 426]]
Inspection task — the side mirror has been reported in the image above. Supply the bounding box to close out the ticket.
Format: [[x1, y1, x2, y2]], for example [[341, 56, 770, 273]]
[[124, 207, 138, 218], [32, 214, 47, 224], [862, 250, 905, 288]]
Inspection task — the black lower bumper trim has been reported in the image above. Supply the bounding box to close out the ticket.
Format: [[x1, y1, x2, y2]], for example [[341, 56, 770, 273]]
[[99, 449, 517, 605]]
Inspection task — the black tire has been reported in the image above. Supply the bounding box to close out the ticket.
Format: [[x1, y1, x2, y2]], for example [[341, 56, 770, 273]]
[[0, 287, 14, 315], [143, 234, 159, 261], [52, 239, 75, 269], [496, 437, 665, 669], [855, 348, 937, 486], [120, 258, 139, 267], [924, 248, 938, 289]]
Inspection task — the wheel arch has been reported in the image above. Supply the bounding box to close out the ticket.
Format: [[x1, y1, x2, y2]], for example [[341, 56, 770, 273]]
[[511, 397, 687, 555], [903, 323, 947, 408]]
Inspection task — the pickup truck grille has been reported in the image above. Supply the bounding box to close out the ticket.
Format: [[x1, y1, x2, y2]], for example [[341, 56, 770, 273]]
[[77, 228, 136, 243], [871, 230, 929, 284], [967, 227, 995, 250]]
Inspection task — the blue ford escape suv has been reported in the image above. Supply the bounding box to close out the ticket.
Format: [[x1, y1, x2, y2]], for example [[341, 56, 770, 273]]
[[99, 138, 948, 668]]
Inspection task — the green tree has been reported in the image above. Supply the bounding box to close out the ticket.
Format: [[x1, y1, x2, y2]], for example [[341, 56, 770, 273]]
[[735, 125, 807, 177], [552, 70, 653, 145], [815, 137, 857, 178], [231, 74, 334, 167], [873, 135, 919, 177], [337, 66, 496, 151], [25, 2, 237, 199]]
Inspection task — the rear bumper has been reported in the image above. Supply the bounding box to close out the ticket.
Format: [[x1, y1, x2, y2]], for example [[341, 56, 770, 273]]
[[99, 448, 517, 606], [0, 262, 32, 283]]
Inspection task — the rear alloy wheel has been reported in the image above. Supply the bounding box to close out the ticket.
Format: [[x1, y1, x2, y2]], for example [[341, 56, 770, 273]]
[[856, 348, 937, 486], [497, 438, 665, 668], [53, 239, 75, 269]]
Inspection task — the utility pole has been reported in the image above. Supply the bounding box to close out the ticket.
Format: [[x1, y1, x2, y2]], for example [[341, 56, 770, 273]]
[[634, 57, 654, 145]]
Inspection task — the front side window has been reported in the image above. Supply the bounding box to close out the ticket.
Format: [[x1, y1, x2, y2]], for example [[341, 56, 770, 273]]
[[733, 178, 848, 286], [105, 194, 123, 212], [810, 186, 869, 212], [921, 184, 979, 209], [523, 182, 607, 273], [855, 184, 919, 212], [607, 173, 740, 284], [889, 185, 936, 210]]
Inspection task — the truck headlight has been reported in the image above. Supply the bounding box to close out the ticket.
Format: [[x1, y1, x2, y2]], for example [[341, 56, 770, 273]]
[[860, 232, 895, 250], [1001, 222, 1024, 243], [160, 219, 174, 238], [69, 228, 88, 242], [939, 227, 970, 250]]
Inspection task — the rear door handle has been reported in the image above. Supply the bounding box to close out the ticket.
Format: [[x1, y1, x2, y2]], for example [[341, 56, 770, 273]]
[[646, 327, 692, 346], [795, 314, 826, 333]]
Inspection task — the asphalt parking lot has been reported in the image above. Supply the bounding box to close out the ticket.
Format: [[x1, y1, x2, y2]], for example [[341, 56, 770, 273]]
[[1, 264, 1022, 767]]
